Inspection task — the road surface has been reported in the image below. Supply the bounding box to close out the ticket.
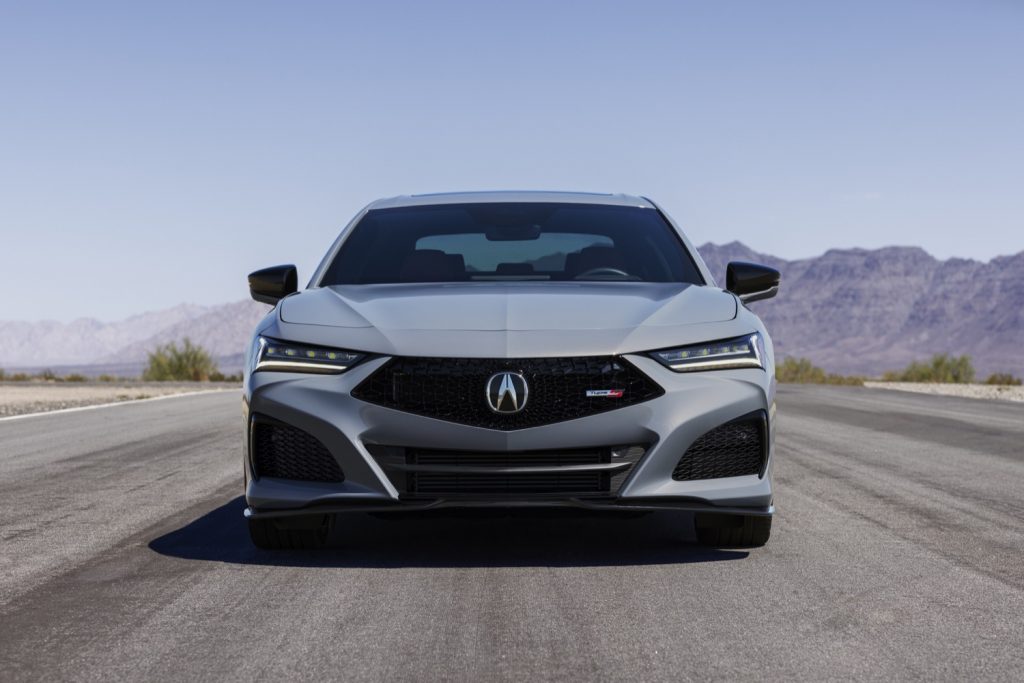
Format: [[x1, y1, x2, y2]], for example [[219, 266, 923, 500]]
[[1, 386, 1022, 681]]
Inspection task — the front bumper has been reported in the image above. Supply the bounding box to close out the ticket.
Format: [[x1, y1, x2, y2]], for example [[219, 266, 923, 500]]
[[244, 355, 776, 518]]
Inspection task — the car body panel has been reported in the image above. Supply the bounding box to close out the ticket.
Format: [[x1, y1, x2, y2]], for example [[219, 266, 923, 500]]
[[280, 282, 737, 331], [245, 358, 774, 510], [367, 190, 655, 210]]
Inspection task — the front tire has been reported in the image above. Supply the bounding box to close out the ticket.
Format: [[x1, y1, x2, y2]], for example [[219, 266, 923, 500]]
[[248, 515, 334, 550], [694, 513, 771, 548]]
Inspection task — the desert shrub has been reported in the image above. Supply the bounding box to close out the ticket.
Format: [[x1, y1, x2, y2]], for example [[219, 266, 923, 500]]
[[984, 373, 1023, 386], [64, 373, 88, 382], [39, 369, 57, 381], [97, 374, 117, 382], [0, 368, 4, 381], [776, 357, 825, 383], [775, 357, 864, 386], [8, 373, 30, 381], [209, 371, 243, 383], [143, 338, 218, 381], [883, 354, 975, 383]]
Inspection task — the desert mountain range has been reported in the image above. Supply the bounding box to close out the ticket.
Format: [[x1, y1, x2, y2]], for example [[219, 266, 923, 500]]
[[699, 242, 1024, 378], [2, 243, 1021, 377]]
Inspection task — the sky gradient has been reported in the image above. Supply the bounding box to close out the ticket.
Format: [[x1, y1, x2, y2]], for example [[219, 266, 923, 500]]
[[2, 0, 1022, 321]]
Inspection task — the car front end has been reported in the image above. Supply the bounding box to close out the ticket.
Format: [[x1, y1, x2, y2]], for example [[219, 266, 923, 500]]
[[242, 193, 780, 549]]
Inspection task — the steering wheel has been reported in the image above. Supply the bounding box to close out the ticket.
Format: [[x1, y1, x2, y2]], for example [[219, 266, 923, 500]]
[[574, 267, 631, 279]]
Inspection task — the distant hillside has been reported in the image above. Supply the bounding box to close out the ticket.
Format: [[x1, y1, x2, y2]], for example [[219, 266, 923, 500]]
[[94, 300, 270, 364], [698, 242, 1024, 378], [0, 301, 269, 373], [2, 242, 1022, 378]]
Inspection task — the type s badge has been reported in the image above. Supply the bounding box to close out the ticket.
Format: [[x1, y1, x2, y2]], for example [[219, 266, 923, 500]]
[[585, 389, 624, 398]]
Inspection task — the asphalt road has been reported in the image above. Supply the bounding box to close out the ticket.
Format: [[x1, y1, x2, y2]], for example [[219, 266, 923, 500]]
[[1, 386, 1022, 681]]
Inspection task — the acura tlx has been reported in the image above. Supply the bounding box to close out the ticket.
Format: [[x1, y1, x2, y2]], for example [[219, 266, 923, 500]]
[[242, 192, 781, 550]]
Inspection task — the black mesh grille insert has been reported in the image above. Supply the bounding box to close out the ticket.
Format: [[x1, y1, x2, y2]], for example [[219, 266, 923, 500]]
[[672, 412, 766, 481], [352, 356, 663, 430], [251, 418, 344, 482], [408, 448, 606, 468], [366, 445, 648, 498], [411, 472, 606, 495], [408, 448, 609, 494]]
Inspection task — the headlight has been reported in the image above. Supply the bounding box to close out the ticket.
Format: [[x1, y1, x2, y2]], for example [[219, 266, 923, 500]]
[[649, 333, 764, 372], [253, 337, 365, 374]]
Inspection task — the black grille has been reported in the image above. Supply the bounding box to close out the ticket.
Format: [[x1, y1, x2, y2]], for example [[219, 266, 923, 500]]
[[366, 445, 647, 498], [672, 412, 767, 481], [407, 447, 609, 496], [352, 356, 663, 430], [251, 417, 344, 482], [408, 449, 606, 467], [412, 472, 606, 495]]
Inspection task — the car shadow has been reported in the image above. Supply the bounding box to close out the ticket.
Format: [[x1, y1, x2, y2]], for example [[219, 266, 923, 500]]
[[148, 496, 749, 568]]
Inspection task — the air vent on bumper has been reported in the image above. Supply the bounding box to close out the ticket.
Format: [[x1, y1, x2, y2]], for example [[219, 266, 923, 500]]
[[672, 411, 767, 481], [250, 415, 345, 483], [367, 444, 647, 497]]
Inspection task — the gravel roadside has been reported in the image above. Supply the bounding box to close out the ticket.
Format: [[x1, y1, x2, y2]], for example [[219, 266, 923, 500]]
[[0, 382, 240, 417], [864, 381, 1024, 403]]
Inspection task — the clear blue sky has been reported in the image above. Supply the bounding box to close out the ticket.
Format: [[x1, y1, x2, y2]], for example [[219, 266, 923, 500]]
[[2, 0, 1021, 321]]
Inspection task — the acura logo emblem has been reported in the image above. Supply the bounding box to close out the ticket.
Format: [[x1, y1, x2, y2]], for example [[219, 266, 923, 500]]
[[486, 372, 529, 414]]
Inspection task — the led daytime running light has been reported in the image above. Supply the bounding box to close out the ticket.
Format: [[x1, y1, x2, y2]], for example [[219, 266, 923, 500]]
[[651, 334, 763, 372], [255, 337, 363, 374]]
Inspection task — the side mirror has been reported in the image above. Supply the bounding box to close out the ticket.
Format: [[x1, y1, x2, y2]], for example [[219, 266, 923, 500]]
[[248, 265, 298, 305], [726, 261, 780, 304]]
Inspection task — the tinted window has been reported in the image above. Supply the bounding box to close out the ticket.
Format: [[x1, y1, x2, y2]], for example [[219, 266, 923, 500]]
[[417, 232, 613, 273], [320, 203, 704, 285]]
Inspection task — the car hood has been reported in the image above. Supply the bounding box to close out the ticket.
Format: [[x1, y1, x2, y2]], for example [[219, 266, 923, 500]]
[[279, 282, 737, 331]]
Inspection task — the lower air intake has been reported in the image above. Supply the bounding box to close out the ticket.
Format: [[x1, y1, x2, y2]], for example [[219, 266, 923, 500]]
[[411, 472, 606, 495], [251, 417, 344, 483], [366, 445, 647, 498], [407, 447, 609, 495], [672, 411, 767, 481]]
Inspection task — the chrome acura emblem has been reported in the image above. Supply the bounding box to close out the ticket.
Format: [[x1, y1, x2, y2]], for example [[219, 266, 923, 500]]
[[486, 372, 529, 414]]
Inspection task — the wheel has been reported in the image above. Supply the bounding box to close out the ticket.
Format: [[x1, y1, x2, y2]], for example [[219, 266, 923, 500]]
[[247, 514, 334, 550], [694, 513, 771, 548]]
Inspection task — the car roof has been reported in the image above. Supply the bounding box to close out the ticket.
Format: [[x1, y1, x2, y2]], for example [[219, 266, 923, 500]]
[[366, 191, 655, 210]]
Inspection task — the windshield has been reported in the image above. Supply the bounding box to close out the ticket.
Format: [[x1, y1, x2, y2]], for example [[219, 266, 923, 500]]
[[320, 202, 704, 285]]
